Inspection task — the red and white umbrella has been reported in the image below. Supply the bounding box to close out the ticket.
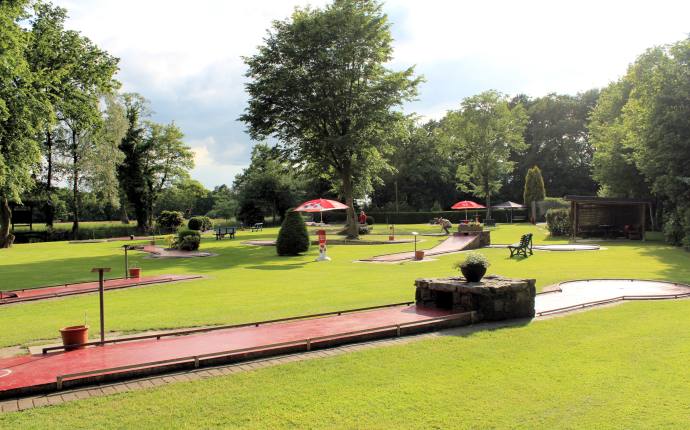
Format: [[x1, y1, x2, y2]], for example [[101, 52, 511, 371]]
[[294, 198, 349, 223], [451, 200, 486, 220]]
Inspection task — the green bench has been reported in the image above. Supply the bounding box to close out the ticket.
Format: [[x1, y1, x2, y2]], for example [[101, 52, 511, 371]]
[[508, 233, 533, 258], [215, 226, 236, 240]]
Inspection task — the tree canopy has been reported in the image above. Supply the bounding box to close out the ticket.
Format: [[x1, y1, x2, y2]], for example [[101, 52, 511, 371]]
[[241, 0, 420, 238], [439, 90, 528, 218]]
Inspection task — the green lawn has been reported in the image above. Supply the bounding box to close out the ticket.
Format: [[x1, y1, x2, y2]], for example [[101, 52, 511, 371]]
[[0, 224, 688, 349], [2, 300, 689, 429]]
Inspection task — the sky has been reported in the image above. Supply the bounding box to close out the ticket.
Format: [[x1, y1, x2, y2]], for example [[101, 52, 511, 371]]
[[55, 0, 690, 189]]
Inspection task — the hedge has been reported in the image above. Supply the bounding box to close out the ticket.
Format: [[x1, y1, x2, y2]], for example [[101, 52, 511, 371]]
[[319, 210, 529, 225], [545, 208, 571, 236]]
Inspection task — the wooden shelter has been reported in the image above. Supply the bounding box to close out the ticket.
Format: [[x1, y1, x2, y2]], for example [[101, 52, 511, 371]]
[[564, 196, 650, 241]]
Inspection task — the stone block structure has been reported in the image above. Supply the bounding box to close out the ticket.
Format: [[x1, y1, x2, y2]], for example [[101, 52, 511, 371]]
[[415, 275, 535, 321]]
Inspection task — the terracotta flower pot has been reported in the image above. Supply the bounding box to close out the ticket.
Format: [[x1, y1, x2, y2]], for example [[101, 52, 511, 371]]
[[415, 250, 425, 261], [60, 325, 89, 351], [461, 265, 487, 282], [129, 267, 141, 278]]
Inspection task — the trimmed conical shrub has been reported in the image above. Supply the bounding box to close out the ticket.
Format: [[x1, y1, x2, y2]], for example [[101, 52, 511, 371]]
[[276, 210, 310, 256]]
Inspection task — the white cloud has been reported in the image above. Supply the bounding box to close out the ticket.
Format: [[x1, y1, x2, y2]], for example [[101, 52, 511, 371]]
[[54, 0, 690, 187]]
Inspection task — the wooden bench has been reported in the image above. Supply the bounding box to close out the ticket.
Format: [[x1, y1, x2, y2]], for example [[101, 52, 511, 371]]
[[215, 226, 236, 240], [508, 233, 533, 258], [251, 222, 263, 232]]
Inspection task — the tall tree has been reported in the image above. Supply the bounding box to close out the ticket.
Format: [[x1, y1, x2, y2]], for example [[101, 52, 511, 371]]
[[234, 143, 304, 223], [241, 0, 420, 238], [523, 166, 546, 223], [371, 119, 458, 211], [506, 91, 599, 200], [141, 121, 194, 227], [118, 93, 149, 233], [0, 1, 49, 247], [440, 90, 528, 219]]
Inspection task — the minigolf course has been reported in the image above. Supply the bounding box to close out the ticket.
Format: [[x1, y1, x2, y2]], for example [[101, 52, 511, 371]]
[[0, 279, 688, 399], [360, 233, 481, 262], [0, 275, 202, 305], [0, 304, 473, 398]]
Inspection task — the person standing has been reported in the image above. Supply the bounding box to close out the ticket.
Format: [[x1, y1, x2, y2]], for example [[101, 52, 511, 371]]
[[358, 210, 367, 225]]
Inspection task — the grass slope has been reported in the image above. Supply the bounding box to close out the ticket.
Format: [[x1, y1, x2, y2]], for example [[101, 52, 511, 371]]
[[2, 300, 689, 429], [0, 224, 688, 350]]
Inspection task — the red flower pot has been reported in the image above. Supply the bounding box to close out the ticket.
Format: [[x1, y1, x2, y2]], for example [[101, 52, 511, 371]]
[[415, 250, 425, 261], [60, 325, 89, 351], [129, 267, 141, 278]]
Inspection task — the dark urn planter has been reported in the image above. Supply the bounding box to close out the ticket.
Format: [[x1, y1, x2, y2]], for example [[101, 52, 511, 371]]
[[460, 265, 487, 282]]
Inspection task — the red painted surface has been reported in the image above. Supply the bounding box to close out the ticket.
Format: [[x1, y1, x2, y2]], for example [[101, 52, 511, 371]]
[[0, 275, 201, 304], [0, 305, 452, 395], [363, 233, 479, 262]]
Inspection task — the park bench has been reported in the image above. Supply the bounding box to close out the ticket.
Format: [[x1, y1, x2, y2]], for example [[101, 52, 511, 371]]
[[251, 222, 263, 232], [508, 233, 533, 258], [215, 226, 236, 240]]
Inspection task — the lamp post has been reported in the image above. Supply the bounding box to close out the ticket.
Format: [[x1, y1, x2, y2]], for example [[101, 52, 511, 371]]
[[91, 267, 111, 345], [411, 231, 420, 260]]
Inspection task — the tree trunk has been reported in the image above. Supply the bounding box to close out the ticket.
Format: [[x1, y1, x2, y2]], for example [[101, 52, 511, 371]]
[[531, 201, 537, 224], [119, 189, 130, 224], [45, 130, 54, 228], [341, 168, 359, 239], [484, 177, 492, 220], [0, 197, 14, 248], [71, 130, 80, 237]]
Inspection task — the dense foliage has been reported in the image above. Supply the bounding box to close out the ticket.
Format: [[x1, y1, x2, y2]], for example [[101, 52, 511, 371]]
[[156, 210, 184, 233], [241, 0, 420, 238], [188, 216, 213, 231], [524, 166, 546, 223], [439, 91, 528, 218], [174, 228, 201, 251], [592, 38, 690, 248], [545, 208, 571, 237], [276, 210, 310, 256]]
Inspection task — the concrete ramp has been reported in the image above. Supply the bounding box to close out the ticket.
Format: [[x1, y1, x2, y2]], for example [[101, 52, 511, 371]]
[[360, 233, 480, 263]]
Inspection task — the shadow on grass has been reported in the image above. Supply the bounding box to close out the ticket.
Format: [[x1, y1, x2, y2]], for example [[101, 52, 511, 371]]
[[438, 317, 533, 338], [244, 261, 312, 271]]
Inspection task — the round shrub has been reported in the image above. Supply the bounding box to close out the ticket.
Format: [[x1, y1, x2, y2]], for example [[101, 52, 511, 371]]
[[276, 210, 310, 256], [156, 211, 184, 233], [545, 208, 571, 236], [188, 217, 203, 231], [365, 215, 375, 225], [176, 228, 201, 251]]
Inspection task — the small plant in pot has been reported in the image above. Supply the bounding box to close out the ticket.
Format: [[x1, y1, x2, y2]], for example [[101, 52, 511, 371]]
[[455, 252, 490, 282]]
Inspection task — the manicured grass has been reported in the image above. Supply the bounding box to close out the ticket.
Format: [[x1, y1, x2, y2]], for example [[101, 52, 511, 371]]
[[0, 224, 688, 349], [2, 300, 689, 429]]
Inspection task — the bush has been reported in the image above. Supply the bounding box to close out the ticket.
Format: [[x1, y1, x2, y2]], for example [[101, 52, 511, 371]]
[[545, 208, 571, 236], [188, 216, 213, 231], [175, 228, 201, 251], [365, 215, 375, 225], [537, 198, 569, 222], [276, 210, 310, 256], [156, 211, 184, 233]]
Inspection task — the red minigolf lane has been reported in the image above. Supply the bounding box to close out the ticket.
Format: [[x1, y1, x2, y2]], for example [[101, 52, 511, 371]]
[[361, 233, 479, 262], [0, 275, 202, 304], [0, 305, 454, 396]]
